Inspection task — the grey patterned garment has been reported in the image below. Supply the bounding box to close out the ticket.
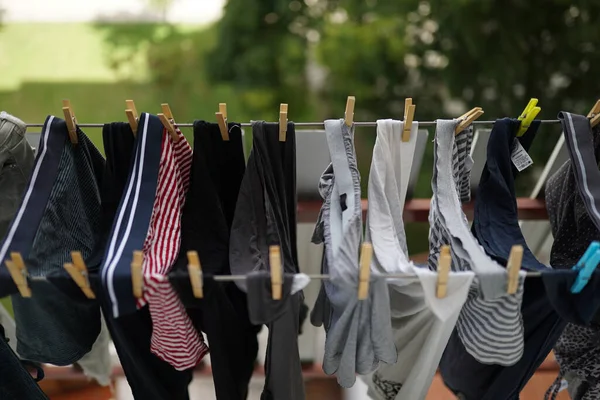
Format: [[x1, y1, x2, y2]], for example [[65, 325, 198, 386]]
[[310, 119, 396, 388], [0, 112, 35, 242], [0, 116, 105, 365], [428, 119, 526, 366], [545, 113, 600, 400]]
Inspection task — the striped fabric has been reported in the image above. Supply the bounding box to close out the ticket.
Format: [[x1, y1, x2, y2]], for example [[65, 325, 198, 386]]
[[139, 126, 208, 370], [427, 124, 475, 272], [0, 116, 105, 365], [101, 113, 163, 319], [428, 119, 525, 366]]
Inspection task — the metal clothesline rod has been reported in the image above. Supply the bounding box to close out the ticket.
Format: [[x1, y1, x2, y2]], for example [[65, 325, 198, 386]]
[[28, 270, 544, 283], [24, 120, 563, 129], [212, 271, 544, 281]]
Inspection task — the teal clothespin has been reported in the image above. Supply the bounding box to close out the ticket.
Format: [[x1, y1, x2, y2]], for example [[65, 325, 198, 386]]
[[571, 241, 600, 293]]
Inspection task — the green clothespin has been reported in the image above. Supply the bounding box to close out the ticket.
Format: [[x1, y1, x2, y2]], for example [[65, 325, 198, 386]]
[[517, 98, 541, 137]]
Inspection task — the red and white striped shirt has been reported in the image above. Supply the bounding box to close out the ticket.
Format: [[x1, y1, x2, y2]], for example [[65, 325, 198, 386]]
[[139, 126, 208, 370]]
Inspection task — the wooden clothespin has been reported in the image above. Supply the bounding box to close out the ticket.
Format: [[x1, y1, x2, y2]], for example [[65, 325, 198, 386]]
[[64, 251, 96, 299], [403, 98, 416, 142], [506, 245, 523, 294], [125, 99, 139, 136], [269, 245, 283, 300], [5, 252, 31, 297], [216, 103, 229, 141], [62, 99, 78, 144], [158, 103, 180, 143], [161, 103, 174, 121], [436, 245, 451, 298], [131, 251, 144, 299], [358, 242, 373, 300], [279, 104, 288, 142], [344, 96, 355, 127], [455, 107, 484, 134], [588, 100, 600, 128], [187, 251, 203, 299]]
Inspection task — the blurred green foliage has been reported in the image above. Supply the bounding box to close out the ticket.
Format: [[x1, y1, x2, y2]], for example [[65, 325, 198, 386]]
[[207, 1, 600, 121]]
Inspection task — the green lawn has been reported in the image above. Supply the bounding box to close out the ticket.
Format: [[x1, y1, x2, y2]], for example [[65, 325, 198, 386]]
[[0, 23, 251, 151], [0, 24, 129, 91]]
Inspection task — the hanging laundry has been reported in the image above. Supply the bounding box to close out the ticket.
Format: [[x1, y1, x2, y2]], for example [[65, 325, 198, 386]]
[[100, 113, 207, 370], [440, 116, 600, 400], [439, 118, 561, 400], [229, 121, 306, 400], [0, 112, 110, 388], [0, 115, 105, 366], [0, 112, 34, 241], [546, 112, 600, 400], [0, 323, 48, 400], [310, 119, 396, 388], [74, 317, 112, 387], [97, 121, 194, 400], [245, 270, 310, 395], [169, 120, 262, 400], [0, 111, 48, 398], [427, 119, 526, 368], [363, 119, 474, 400]]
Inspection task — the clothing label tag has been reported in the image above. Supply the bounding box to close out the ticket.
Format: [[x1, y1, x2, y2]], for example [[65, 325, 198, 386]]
[[511, 138, 533, 171]]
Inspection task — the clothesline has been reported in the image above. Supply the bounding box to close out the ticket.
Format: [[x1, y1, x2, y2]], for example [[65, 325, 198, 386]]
[[24, 119, 563, 128], [26, 270, 544, 283], [207, 271, 545, 280]]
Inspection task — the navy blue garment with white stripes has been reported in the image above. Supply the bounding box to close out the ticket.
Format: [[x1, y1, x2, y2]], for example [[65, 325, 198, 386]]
[[100, 112, 162, 318], [96, 121, 193, 400], [0, 115, 104, 365]]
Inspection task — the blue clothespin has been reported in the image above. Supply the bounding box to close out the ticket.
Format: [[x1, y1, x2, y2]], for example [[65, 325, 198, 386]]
[[571, 241, 600, 293]]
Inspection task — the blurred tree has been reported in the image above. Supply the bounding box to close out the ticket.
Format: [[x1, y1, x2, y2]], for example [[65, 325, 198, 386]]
[[314, 1, 600, 133], [205, 0, 314, 118], [95, 0, 600, 189], [308, 0, 600, 201], [96, 1, 600, 126], [408, 1, 600, 119], [93, 23, 166, 79]]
